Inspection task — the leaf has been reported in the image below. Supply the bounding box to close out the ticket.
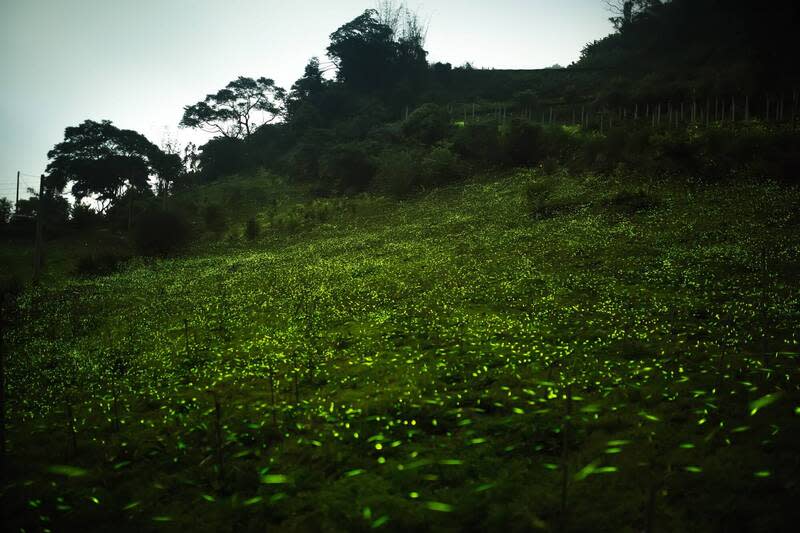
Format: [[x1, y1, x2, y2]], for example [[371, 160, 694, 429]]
[[684, 466, 703, 473], [47, 465, 88, 477], [344, 469, 366, 477], [243, 496, 263, 506]]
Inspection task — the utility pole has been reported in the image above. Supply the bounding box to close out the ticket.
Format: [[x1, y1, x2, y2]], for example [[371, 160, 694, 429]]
[[33, 174, 44, 283], [15, 171, 19, 212]]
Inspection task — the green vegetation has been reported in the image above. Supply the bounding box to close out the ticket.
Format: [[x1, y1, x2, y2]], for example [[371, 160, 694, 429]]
[[3, 169, 799, 531], [2, 2, 799, 530]]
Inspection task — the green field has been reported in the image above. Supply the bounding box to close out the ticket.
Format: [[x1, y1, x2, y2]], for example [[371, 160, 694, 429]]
[[3, 169, 800, 531]]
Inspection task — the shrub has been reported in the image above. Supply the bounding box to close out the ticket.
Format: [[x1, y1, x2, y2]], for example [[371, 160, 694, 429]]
[[203, 203, 227, 233], [75, 251, 131, 277], [502, 120, 544, 165], [524, 178, 577, 219], [419, 145, 464, 188], [132, 210, 190, 256], [603, 189, 657, 214], [320, 143, 376, 193], [70, 203, 103, 230], [402, 103, 450, 145], [373, 148, 420, 197], [452, 123, 502, 162], [244, 218, 260, 241]]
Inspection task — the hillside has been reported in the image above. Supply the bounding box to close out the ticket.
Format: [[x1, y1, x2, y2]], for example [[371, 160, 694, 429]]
[[3, 169, 800, 531]]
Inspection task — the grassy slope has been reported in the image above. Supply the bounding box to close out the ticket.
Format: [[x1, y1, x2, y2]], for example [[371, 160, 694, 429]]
[[4, 169, 800, 532]]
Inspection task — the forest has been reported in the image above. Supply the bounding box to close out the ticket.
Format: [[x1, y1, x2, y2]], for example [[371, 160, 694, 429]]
[[1, 0, 799, 531]]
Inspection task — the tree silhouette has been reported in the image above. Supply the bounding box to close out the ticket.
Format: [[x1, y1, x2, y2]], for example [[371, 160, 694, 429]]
[[46, 120, 165, 212], [180, 76, 286, 139]]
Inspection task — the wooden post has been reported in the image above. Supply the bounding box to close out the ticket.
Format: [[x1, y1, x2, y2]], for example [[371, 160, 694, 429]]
[[15, 171, 19, 211], [33, 174, 45, 283]]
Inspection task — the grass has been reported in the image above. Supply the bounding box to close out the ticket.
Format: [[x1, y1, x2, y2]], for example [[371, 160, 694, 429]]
[[2, 168, 800, 531]]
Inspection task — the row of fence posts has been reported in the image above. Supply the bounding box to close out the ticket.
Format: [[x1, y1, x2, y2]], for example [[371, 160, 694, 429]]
[[432, 91, 799, 132]]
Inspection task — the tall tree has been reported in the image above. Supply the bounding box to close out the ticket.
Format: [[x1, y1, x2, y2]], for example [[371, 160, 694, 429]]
[[46, 120, 164, 212], [180, 76, 286, 139], [285, 57, 328, 122]]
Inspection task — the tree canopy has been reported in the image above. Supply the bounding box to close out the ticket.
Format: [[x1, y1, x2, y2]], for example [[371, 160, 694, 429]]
[[326, 7, 427, 93], [46, 120, 167, 211], [180, 76, 286, 139]]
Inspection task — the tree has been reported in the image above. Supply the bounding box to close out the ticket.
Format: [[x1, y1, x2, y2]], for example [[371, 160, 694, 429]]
[[327, 6, 428, 93], [180, 76, 286, 139], [286, 58, 328, 123], [0, 198, 11, 226], [327, 10, 396, 90], [46, 120, 164, 212], [603, 0, 662, 29]]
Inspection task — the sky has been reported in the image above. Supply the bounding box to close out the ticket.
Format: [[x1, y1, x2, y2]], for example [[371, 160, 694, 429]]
[[0, 0, 611, 204]]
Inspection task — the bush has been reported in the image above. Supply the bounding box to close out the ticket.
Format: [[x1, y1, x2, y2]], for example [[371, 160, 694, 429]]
[[70, 203, 103, 230], [602, 189, 657, 214], [402, 103, 451, 145], [75, 251, 131, 277], [502, 120, 544, 165], [244, 218, 260, 241], [452, 123, 502, 162], [419, 145, 464, 188], [132, 210, 190, 256], [202, 204, 227, 233], [373, 148, 421, 197], [320, 143, 376, 193]]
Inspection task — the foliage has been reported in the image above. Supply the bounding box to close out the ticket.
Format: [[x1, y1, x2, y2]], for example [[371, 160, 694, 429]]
[[327, 6, 427, 94], [203, 204, 228, 234], [75, 251, 131, 277], [4, 170, 800, 531], [180, 76, 286, 139], [244, 218, 260, 241], [45, 120, 167, 211], [402, 103, 450, 145], [132, 209, 190, 255], [0, 197, 11, 225], [452, 123, 502, 162], [320, 143, 377, 193], [502, 119, 544, 165]]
